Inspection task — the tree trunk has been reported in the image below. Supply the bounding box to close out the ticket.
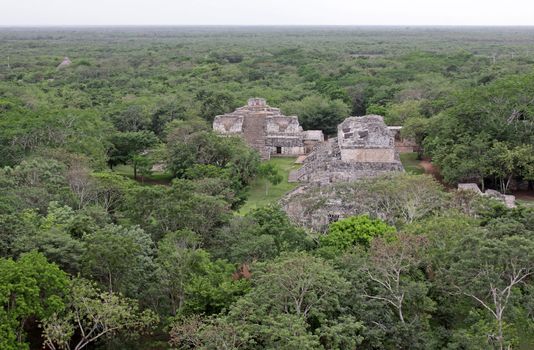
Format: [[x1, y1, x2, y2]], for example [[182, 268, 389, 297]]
[[398, 306, 405, 324], [108, 269, 113, 293], [504, 175, 512, 194], [497, 316, 504, 350]]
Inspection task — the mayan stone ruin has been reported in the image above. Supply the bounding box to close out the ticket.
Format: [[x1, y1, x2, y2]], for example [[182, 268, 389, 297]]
[[57, 56, 72, 69], [288, 115, 404, 184], [213, 98, 324, 160], [458, 183, 517, 208]]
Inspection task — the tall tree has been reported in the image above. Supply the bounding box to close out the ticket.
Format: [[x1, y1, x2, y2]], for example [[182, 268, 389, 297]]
[[107, 131, 158, 179], [0, 252, 69, 350], [42, 278, 158, 350], [447, 234, 534, 350]]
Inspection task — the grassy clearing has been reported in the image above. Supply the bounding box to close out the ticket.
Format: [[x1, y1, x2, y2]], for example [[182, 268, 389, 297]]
[[239, 157, 301, 215], [113, 164, 173, 185], [400, 152, 425, 175]]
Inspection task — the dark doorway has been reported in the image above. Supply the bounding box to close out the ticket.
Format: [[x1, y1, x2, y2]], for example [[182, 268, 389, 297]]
[[276, 146, 282, 154]]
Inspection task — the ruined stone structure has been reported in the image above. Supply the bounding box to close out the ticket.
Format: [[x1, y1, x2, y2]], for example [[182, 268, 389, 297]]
[[281, 173, 443, 232], [458, 183, 516, 208], [213, 98, 324, 160], [289, 115, 404, 184], [57, 57, 72, 69]]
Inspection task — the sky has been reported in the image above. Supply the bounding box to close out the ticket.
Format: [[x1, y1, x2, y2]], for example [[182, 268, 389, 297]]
[[2, 0, 534, 26]]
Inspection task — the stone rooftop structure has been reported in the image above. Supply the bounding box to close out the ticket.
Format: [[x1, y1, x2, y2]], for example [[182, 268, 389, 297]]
[[213, 98, 324, 160], [57, 57, 72, 69], [289, 115, 404, 184]]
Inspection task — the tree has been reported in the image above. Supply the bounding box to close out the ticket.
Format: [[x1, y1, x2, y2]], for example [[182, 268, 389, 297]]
[[0, 252, 69, 350], [112, 105, 151, 132], [513, 143, 534, 185], [360, 234, 431, 324], [165, 124, 259, 195], [422, 73, 534, 189], [169, 314, 247, 350], [257, 163, 282, 196], [82, 224, 154, 297], [212, 205, 313, 264], [0, 157, 73, 214], [66, 161, 96, 209], [281, 95, 350, 136], [150, 98, 187, 135], [178, 252, 356, 349], [42, 278, 158, 350], [338, 234, 435, 348], [320, 215, 396, 252], [195, 90, 237, 122], [170, 313, 325, 350], [240, 252, 350, 320], [91, 172, 133, 215], [123, 179, 232, 241], [107, 131, 158, 179], [487, 141, 516, 193], [447, 234, 534, 350], [12, 203, 86, 274], [385, 100, 423, 125], [402, 116, 429, 159], [371, 174, 446, 224], [486, 141, 534, 193], [431, 134, 493, 188], [155, 230, 248, 317], [315, 316, 365, 350]]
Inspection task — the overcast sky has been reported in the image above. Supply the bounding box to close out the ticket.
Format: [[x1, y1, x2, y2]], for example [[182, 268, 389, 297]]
[[2, 0, 534, 26]]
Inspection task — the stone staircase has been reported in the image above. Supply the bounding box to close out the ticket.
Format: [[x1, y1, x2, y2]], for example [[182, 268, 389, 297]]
[[288, 164, 310, 183], [243, 113, 270, 160]]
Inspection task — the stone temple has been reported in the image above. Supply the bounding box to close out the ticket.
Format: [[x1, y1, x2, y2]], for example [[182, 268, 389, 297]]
[[213, 98, 324, 160], [289, 115, 404, 184]]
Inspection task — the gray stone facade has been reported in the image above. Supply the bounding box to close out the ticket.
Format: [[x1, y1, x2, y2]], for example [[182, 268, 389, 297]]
[[213, 98, 324, 160], [289, 115, 404, 184]]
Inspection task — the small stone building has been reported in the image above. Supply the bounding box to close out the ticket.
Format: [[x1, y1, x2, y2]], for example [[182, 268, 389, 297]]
[[213, 98, 324, 159], [289, 115, 404, 184]]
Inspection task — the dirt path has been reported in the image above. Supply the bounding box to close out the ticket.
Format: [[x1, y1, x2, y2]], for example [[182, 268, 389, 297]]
[[419, 160, 439, 176], [418, 159, 451, 188], [514, 190, 534, 201]]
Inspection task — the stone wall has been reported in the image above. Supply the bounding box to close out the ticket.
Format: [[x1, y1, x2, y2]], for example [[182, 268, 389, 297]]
[[213, 116, 243, 134], [290, 115, 403, 184], [265, 116, 302, 133], [340, 148, 396, 163]]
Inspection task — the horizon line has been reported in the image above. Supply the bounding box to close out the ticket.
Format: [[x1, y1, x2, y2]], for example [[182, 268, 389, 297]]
[[2, 24, 534, 28]]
